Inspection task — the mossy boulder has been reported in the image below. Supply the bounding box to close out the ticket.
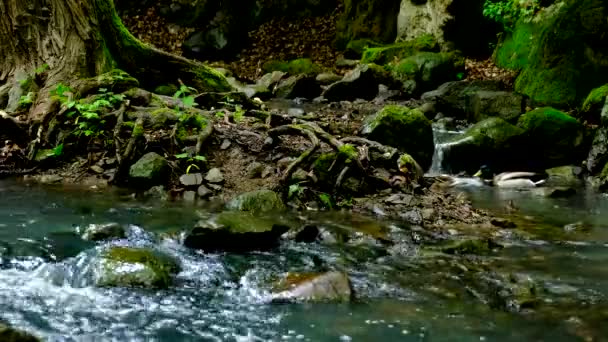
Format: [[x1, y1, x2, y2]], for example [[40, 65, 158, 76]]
[[443, 117, 526, 174], [360, 34, 439, 65], [226, 189, 286, 213], [0, 324, 39, 342], [322, 64, 392, 101], [361, 105, 434, 170], [129, 152, 170, 187], [517, 107, 586, 167], [344, 38, 382, 59], [271, 271, 352, 303], [335, 0, 402, 49], [184, 211, 291, 252], [95, 247, 181, 288], [388, 51, 464, 95], [262, 58, 322, 75], [580, 84, 608, 123], [496, 1, 608, 108]]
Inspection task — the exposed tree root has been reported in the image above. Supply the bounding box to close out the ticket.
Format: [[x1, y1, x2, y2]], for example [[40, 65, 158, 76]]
[[269, 125, 320, 184]]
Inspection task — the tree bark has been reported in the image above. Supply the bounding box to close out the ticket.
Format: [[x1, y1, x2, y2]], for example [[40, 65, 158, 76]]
[[0, 0, 231, 122]]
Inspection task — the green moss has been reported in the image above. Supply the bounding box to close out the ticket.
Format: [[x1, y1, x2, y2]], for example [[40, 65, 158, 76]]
[[262, 58, 322, 75], [100, 247, 180, 288], [496, 1, 608, 107], [226, 190, 285, 213], [132, 123, 144, 137], [19, 77, 34, 91], [338, 144, 358, 162], [154, 84, 178, 96], [334, 0, 402, 49], [360, 34, 439, 65], [0, 323, 40, 342], [461, 117, 525, 149], [601, 162, 608, 179], [345, 39, 382, 57], [582, 84, 608, 113]]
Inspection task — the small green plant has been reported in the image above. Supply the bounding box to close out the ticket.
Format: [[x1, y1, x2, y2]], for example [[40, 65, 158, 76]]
[[35, 64, 50, 75], [215, 110, 225, 119], [51, 143, 64, 157], [317, 193, 333, 210], [175, 153, 206, 174], [483, 0, 539, 31], [173, 84, 198, 110], [288, 183, 307, 200], [18, 92, 35, 109], [233, 105, 245, 123], [456, 72, 465, 80]]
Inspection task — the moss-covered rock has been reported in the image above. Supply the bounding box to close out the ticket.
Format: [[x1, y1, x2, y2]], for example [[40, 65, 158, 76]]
[[344, 38, 382, 58], [184, 211, 291, 252], [360, 34, 439, 65], [387, 51, 464, 95], [0, 324, 39, 342], [95, 247, 181, 288], [496, 1, 608, 108], [517, 107, 586, 167], [335, 0, 402, 49], [581, 84, 608, 123], [262, 58, 322, 75], [129, 152, 170, 187], [443, 117, 526, 174], [226, 189, 285, 213], [361, 105, 434, 170], [271, 271, 352, 303]]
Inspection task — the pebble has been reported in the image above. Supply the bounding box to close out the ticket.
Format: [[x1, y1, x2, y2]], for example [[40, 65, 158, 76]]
[[205, 168, 224, 183]]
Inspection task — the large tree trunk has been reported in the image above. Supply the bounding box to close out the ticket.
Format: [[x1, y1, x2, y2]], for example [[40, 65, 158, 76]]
[[0, 0, 231, 123]]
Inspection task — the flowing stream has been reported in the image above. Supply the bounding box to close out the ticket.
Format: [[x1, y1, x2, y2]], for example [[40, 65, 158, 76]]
[[1, 179, 608, 341]]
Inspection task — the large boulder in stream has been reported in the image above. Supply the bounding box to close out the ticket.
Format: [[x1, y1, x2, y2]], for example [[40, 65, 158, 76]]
[[95, 247, 181, 289], [361, 105, 434, 170], [271, 271, 352, 303], [183, 212, 291, 252], [517, 107, 586, 168], [129, 152, 170, 187], [81, 223, 126, 242], [0, 323, 40, 342]]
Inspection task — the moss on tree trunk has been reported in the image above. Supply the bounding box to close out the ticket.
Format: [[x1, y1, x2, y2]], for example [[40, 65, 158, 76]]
[[0, 0, 230, 123]]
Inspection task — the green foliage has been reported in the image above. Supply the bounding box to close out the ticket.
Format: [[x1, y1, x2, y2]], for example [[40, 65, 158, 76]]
[[483, 0, 539, 31], [582, 84, 608, 113], [52, 143, 64, 157], [288, 183, 306, 200], [175, 152, 206, 174], [317, 193, 333, 210], [233, 105, 245, 123], [18, 92, 35, 110], [35, 64, 50, 75]]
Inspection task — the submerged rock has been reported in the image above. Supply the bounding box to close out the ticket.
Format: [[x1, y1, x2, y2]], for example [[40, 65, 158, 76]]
[[361, 105, 434, 170], [272, 271, 352, 303], [183, 212, 290, 252], [82, 223, 125, 242], [95, 247, 180, 289], [226, 189, 285, 213], [129, 152, 169, 187], [0, 323, 40, 342]]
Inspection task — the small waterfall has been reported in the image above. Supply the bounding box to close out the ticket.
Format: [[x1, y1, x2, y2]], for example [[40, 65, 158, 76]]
[[428, 126, 467, 175]]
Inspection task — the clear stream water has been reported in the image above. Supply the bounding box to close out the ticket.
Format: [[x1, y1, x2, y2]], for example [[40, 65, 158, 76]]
[[1, 178, 608, 341]]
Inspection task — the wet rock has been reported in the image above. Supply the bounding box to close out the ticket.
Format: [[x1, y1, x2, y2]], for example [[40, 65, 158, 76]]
[[129, 152, 169, 187], [315, 72, 342, 85], [246, 162, 265, 178], [532, 187, 577, 198], [469, 91, 524, 123], [123, 88, 152, 107], [563, 221, 592, 233], [545, 165, 583, 187], [184, 212, 290, 252], [95, 247, 181, 289], [205, 168, 224, 184], [257, 71, 286, 90], [441, 239, 503, 255], [586, 127, 608, 174], [0, 323, 40, 342], [82, 223, 125, 242], [179, 173, 203, 187], [220, 139, 232, 150], [183, 191, 197, 202], [28, 174, 63, 184], [226, 189, 285, 213], [361, 105, 434, 170], [322, 64, 392, 101], [197, 185, 213, 198], [335, 57, 359, 68], [491, 218, 517, 229], [271, 271, 352, 303], [274, 75, 321, 99], [421, 80, 505, 119], [261, 166, 274, 178], [143, 185, 168, 201], [399, 208, 423, 225]]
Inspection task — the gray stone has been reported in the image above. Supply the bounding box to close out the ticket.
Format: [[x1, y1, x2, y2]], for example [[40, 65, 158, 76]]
[[226, 189, 285, 213], [179, 173, 203, 187], [197, 185, 213, 198], [205, 168, 224, 183], [183, 191, 197, 202], [246, 162, 265, 178], [274, 75, 321, 99], [421, 80, 505, 119], [129, 152, 169, 187], [315, 72, 343, 85], [323, 64, 392, 101], [469, 90, 524, 123], [257, 71, 286, 90], [271, 271, 352, 303], [220, 139, 232, 150], [82, 223, 126, 242]]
